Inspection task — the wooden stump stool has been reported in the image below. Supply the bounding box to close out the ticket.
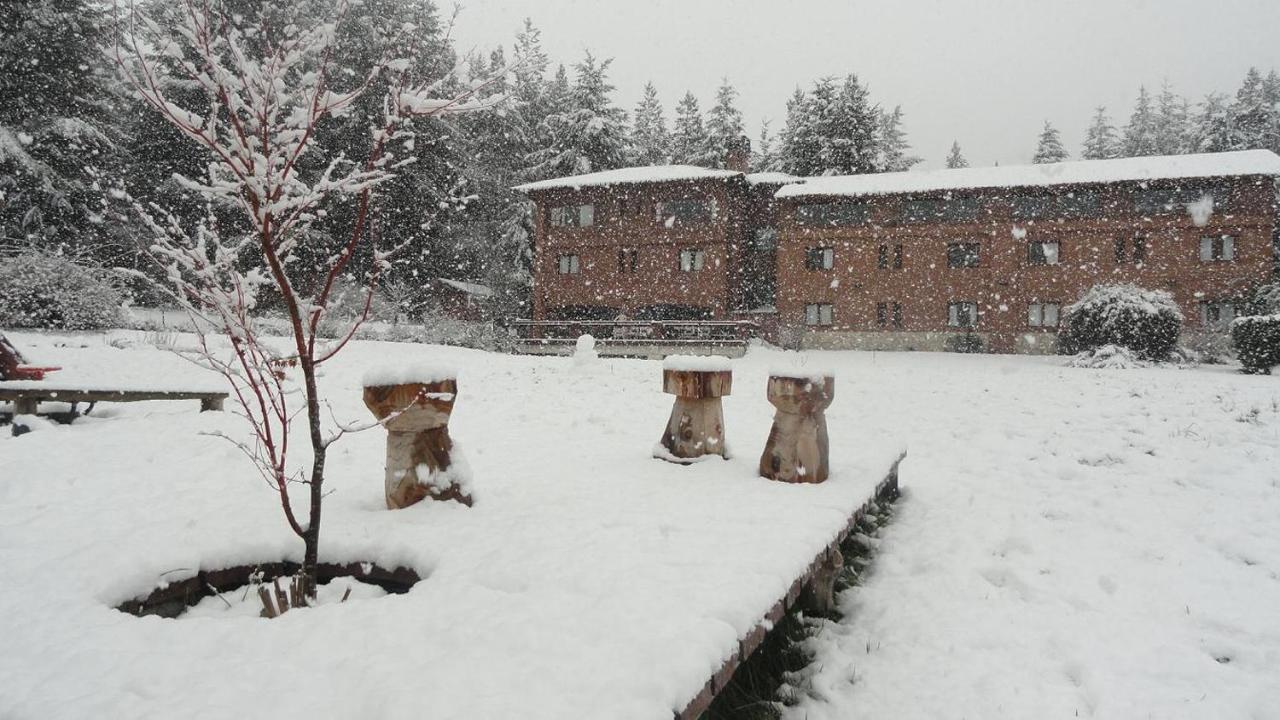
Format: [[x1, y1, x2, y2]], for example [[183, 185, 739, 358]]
[[363, 377, 472, 508], [759, 374, 834, 483], [655, 361, 732, 463]]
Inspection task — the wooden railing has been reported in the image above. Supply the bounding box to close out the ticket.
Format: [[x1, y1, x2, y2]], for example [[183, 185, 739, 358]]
[[512, 319, 759, 353]]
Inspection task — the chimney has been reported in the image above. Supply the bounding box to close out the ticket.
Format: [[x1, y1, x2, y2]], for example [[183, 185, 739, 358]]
[[725, 135, 751, 173]]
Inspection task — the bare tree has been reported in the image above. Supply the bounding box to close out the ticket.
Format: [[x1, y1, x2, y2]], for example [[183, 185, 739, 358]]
[[113, 0, 502, 597]]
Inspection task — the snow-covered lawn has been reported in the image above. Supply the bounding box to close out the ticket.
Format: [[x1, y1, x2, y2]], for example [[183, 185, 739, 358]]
[[2, 332, 1277, 719], [0, 331, 900, 719], [786, 352, 1280, 719]]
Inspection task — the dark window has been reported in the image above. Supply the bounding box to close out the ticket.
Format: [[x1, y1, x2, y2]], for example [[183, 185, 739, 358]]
[[877, 243, 903, 269], [805, 303, 834, 326], [617, 248, 638, 272], [947, 242, 981, 268], [947, 301, 978, 328], [1116, 235, 1147, 264], [550, 205, 594, 227], [1013, 192, 1100, 219], [1027, 241, 1060, 265], [1059, 191, 1101, 217], [1200, 301, 1237, 327], [805, 246, 835, 270], [1011, 195, 1053, 219], [1134, 185, 1230, 215], [557, 254, 581, 274], [1134, 235, 1147, 263], [749, 228, 778, 251], [1199, 235, 1236, 262], [657, 198, 712, 225], [875, 302, 903, 329], [796, 202, 870, 226], [904, 197, 980, 223]]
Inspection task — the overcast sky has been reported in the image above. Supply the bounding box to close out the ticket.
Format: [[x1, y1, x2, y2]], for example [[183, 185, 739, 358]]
[[450, 0, 1280, 170]]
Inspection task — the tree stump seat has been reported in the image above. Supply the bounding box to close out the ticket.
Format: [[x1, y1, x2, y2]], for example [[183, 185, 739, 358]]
[[656, 364, 732, 463], [759, 374, 835, 483], [363, 377, 472, 508]]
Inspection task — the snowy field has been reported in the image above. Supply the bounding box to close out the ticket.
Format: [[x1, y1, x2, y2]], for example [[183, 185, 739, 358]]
[[1, 332, 1278, 719], [0, 330, 901, 720]]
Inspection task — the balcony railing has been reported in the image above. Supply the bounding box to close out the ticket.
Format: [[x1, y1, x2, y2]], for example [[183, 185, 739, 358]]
[[512, 319, 759, 355]]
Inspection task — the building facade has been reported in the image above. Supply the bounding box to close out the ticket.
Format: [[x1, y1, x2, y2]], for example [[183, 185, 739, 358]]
[[516, 151, 1280, 354]]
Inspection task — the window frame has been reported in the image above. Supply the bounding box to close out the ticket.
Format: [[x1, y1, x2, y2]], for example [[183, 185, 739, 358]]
[[1027, 302, 1061, 328], [679, 248, 706, 272], [947, 301, 978, 328], [1027, 240, 1061, 266], [657, 197, 713, 226], [795, 201, 871, 227], [549, 204, 594, 228], [805, 246, 835, 271], [1199, 300, 1237, 327], [556, 253, 581, 275], [1199, 235, 1236, 262], [805, 303, 834, 327], [946, 242, 981, 269], [617, 248, 638, 273]]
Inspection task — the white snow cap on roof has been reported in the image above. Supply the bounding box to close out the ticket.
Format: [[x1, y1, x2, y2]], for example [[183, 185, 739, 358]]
[[745, 171, 802, 186], [514, 165, 742, 192], [776, 150, 1280, 200], [437, 278, 493, 298]]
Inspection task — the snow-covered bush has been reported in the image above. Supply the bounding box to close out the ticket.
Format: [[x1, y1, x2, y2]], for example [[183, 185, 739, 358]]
[[1231, 314, 1280, 375], [944, 331, 984, 354], [1248, 282, 1280, 315], [1058, 284, 1182, 361], [1066, 344, 1148, 369], [0, 252, 123, 330]]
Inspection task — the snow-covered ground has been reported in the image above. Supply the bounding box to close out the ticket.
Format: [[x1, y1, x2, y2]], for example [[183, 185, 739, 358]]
[[0, 331, 901, 720], [2, 332, 1277, 719], [785, 353, 1280, 719]]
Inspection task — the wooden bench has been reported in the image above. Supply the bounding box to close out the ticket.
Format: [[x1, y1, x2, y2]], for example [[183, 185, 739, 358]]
[[0, 386, 227, 416]]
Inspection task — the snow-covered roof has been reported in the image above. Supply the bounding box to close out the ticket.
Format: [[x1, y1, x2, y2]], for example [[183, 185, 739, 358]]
[[437, 278, 493, 298], [514, 165, 742, 192], [775, 150, 1280, 200], [745, 172, 802, 186]]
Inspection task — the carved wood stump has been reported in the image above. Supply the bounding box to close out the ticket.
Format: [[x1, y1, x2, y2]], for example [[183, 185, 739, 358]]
[[656, 369, 732, 462], [759, 374, 834, 483], [363, 379, 472, 508]]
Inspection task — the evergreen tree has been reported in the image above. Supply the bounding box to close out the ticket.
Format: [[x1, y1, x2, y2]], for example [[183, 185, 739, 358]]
[[1032, 121, 1068, 163], [670, 92, 709, 165], [752, 121, 779, 172], [1262, 70, 1280, 154], [1231, 67, 1269, 151], [529, 51, 627, 176], [1122, 86, 1160, 157], [1081, 106, 1118, 160], [877, 105, 921, 172], [0, 0, 126, 259], [627, 82, 670, 166], [1154, 81, 1188, 155], [946, 141, 969, 169], [703, 79, 746, 168], [814, 75, 880, 175], [778, 87, 819, 176], [1188, 93, 1234, 154]]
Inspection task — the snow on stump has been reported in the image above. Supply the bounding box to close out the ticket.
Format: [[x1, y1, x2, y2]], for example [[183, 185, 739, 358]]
[[655, 356, 732, 463], [759, 372, 835, 483], [362, 365, 472, 509]]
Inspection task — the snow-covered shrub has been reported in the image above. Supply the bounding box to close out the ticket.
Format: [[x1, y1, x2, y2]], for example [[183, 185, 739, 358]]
[[1058, 284, 1182, 361], [944, 332, 984, 354], [1248, 282, 1280, 315], [1066, 344, 1148, 369], [0, 252, 123, 330], [1231, 314, 1280, 375]]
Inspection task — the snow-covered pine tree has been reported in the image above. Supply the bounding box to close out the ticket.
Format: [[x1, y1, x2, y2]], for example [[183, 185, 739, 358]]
[[703, 79, 746, 168], [752, 121, 779, 172], [1154, 81, 1188, 155], [1189, 93, 1235, 153], [529, 52, 627, 177], [1262, 70, 1280, 154], [0, 0, 126, 260], [814, 74, 880, 175], [671, 92, 709, 165], [1081, 106, 1118, 160], [1231, 67, 1269, 151], [877, 105, 921, 172], [946, 141, 969, 169], [1032, 121, 1068, 164], [628, 82, 670, 166], [1122, 86, 1160, 157], [778, 87, 819, 176]]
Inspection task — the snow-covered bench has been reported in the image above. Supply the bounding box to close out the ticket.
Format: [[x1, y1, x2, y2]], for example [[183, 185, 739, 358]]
[[0, 385, 227, 417]]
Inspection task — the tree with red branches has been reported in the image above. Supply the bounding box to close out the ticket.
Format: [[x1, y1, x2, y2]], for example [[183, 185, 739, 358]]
[[113, 0, 503, 598]]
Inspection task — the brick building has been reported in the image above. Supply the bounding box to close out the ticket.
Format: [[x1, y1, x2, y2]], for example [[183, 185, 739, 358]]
[[515, 150, 1280, 354]]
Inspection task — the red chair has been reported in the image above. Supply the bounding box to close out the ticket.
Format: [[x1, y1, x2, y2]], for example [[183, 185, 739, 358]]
[[0, 334, 60, 381]]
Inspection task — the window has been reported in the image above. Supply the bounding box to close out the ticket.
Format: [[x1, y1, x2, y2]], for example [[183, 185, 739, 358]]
[[903, 196, 980, 223], [1058, 191, 1101, 217], [1115, 235, 1148, 264], [679, 248, 706, 272], [657, 198, 712, 226], [805, 246, 835, 270], [1199, 235, 1235, 262], [557, 254, 580, 274], [1027, 240, 1060, 266], [1027, 302, 1061, 327], [947, 242, 981, 268], [1013, 192, 1100, 219], [1134, 185, 1229, 215], [1011, 195, 1053, 219], [805, 303, 834, 326], [1200, 300, 1237, 327], [795, 202, 871, 227], [876, 302, 903, 329], [617, 248, 638, 272], [878, 243, 904, 269], [550, 204, 593, 227], [750, 228, 778, 251], [948, 301, 978, 328]]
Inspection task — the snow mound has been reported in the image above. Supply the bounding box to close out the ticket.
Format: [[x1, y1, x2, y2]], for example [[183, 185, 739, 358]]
[[1066, 344, 1149, 369], [361, 362, 457, 387], [663, 354, 732, 372], [572, 334, 599, 365]]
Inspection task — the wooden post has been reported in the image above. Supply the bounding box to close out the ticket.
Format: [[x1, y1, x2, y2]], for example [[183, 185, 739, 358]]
[[656, 365, 732, 463], [759, 374, 834, 483], [363, 379, 472, 508]]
